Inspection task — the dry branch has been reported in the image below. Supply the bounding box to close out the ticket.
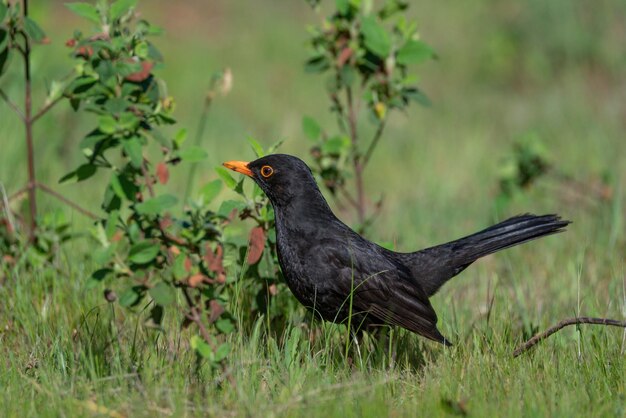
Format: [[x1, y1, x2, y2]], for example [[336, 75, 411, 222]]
[[513, 316, 626, 357]]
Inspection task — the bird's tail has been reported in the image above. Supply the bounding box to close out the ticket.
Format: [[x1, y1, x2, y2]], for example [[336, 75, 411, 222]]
[[404, 214, 570, 296], [451, 213, 570, 262]]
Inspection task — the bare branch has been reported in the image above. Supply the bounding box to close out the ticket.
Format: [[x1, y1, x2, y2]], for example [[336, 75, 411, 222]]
[[31, 95, 64, 123], [513, 317, 626, 357], [0, 89, 26, 122], [36, 183, 99, 220]]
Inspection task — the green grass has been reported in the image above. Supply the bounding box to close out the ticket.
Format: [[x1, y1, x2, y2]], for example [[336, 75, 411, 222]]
[[1, 0, 625, 416]]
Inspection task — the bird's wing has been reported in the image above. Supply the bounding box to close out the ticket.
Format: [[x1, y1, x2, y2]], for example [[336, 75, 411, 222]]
[[310, 238, 448, 344]]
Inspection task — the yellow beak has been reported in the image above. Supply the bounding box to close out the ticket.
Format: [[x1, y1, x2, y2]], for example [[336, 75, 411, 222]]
[[222, 160, 253, 177]]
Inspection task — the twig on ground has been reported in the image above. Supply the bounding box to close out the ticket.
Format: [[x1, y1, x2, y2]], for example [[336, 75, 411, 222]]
[[513, 316, 626, 357]]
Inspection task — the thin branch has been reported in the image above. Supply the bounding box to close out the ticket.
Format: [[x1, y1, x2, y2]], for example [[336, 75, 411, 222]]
[[180, 286, 235, 386], [32, 70, 76, 123], [36, 182, 99, 220], [8, 186, 29, 202], [141, 159, 155, 198], [346, 86, 365, 225], [0, 89, 26, 122], [513, 317, 626, 357], [362, 119, 386, 167], [181, 286, 214, 345], [22, 0, 37, 240], [338, 184, 360, 211], [31, 95, 64, 123]]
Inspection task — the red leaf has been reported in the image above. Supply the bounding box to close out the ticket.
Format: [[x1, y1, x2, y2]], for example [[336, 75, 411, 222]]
[[184, 256, 192, 272], [159, 215, 172, 230], [204, 244, 225, 276], [337, 47, 353, 67], [111, 231, 124, 243], [75, 45, 93, 58], [208, 299, 225, 323], [247, 226, 266, 265], [188, 273, 206, 288], [156, 163, 169, 185], [268, 284, 278, 296], [125, 61, 154, 82]]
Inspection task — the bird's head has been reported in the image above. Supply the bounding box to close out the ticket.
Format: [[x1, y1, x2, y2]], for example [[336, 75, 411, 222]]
[[223, 154, 321, 208]]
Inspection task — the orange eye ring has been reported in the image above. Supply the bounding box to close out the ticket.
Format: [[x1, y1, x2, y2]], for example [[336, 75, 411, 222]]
[[260, 165, 274, 178]]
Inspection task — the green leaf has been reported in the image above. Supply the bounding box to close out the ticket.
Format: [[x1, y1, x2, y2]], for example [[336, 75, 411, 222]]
[[0, 4, 8, 22], [149, 282, 175, 306], [123, 137, 143, 168], [403, 87, 431, 106], [214, 343, 230, 362], [135, 194, 178, 216], [134, 41, 149, 59], [149, 305, 164, 326], [173, 128, 188, 148], [172, 255, 187, 280], [104, 98, 130, 115], [0, 27, 9, 50], [247, 137, 264, 158], [190, 335, 212, 359], [322, 135, 350, 155], [65, 2, 101, 24], [304, 55, 330, 73], [361, 16, 390, 57], [59, 163, 98, 183], [335, 0, 350, 15], [179, 146, 208, 163], [128, 241, 160, 264], [23, 17, 46, 43], [105, 210, 119, 239], [200, 179, 222, 204], [267, 139, 284, 154], [119, 287, 140, 307], [109, 173, 135, 200], [217, 200, 245, 218], [215, 318, 235, 334], [396, 40, 434, 65], [215, 166, 237, 190], [302, 116, 321, 141], [90, 268, 113, 281], [119, 112, 139, 130], [110, 0, 137, 21], [98, 115, 118, 135]]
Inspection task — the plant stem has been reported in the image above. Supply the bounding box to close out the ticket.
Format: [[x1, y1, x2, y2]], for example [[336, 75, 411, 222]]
[[31, 95, 63, 123], [346, 87, 365, 225], [0, 89, 26, 122], [182, 96, 212, 206], [22, 0, 37, 241], [36, 183, 98, 220], [362, 119, 386, 167]]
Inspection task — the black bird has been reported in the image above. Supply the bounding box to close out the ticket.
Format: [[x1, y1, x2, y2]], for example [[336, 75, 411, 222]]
[[223, 154, 569, 345]]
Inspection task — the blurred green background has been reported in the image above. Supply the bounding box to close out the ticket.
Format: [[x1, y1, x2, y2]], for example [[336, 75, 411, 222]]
[[2, 0, 625, 234]]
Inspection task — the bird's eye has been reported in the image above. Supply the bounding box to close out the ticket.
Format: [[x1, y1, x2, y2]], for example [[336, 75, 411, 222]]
[[260, 165, 274, 178]]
